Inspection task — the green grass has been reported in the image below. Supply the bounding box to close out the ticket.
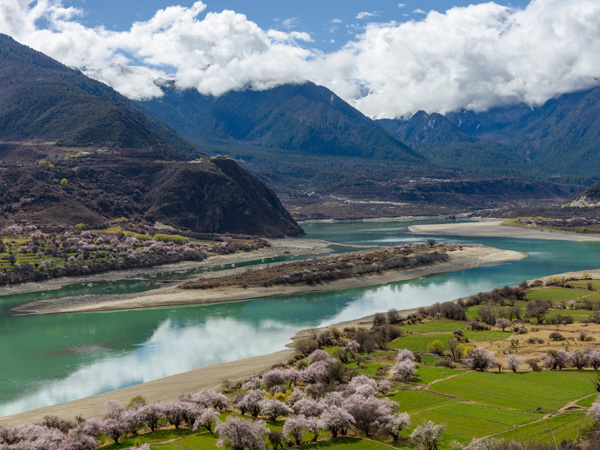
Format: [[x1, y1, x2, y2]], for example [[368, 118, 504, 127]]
[[429, 371, 597, 413], [576, 394, 598, 408], [463, 330, 512, 342], [175, 433, 219, 450], [415, 365, 465, 384], [389, 334, 453, 352], [418, 354, 446, 365], [566, 280, 600, 290], [412, 402, 540, 444], [102, 429, 198, 449], [297, 437, 395, 449], [526, 288, 589, 302], [387, 389, 461, 414], [402, 320, 467, 333], [150, 445, 186, 450], [495, 411, 593, 445]]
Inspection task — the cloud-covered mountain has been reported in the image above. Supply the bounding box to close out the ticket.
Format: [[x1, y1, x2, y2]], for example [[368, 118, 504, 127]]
[[2, 0, 600, 119], [380, 86, 600, 178], [0, 34, 302, 237]]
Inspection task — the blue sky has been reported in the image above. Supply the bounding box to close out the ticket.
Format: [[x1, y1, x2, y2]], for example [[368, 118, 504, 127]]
[[63, 0, 530, 51], [4, 0, 599, 117]]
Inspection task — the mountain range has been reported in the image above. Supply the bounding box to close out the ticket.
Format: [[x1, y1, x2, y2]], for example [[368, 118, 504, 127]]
[[0, 34, 302, 237]]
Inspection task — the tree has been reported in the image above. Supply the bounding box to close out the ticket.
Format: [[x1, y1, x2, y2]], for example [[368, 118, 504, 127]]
[[60, 178, 69, 186], [588, 396, 600, 426], [426, 340, 445, 355], [138, 403, 164, 432], [411, 420, 445, 450], [215, 417, 268, 450], [526, 300, 550, 324], [283, 415, 308, 445], [495, 318, 511, 331], [379, 413, 411, 442], [447, 339, 466, 362], [588, 350, 600, 370], [570, 350, 588, 369], [464, 347, 498, 372], [391, 359, 416, 381], [193, 409, 220, 432], [505, 354, 524, 373], [397, 348, 416, 361], [541, 350, 571, 370], [343, 394, 395, 437], [235, 390, 263, 418], [319, 406, 355, 438], [258, 398, 293, 421]]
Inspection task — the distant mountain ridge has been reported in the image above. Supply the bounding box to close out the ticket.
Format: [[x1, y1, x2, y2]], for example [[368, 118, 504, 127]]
[[379, 86, 600, 179], [139, 82, 423, 163]]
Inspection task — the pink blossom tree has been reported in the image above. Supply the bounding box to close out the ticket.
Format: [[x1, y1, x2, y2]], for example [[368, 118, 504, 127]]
[[411, 420, 446, 450], [505, 354, 524, 373], [378, 412, 411, 442], [391, 359, 416, 381], [464, 347, 499, 372], [215, 417, 268, 450], [258, 398, 293, 421], [193, 409, 220, 432], [319, 405, 355, 438]]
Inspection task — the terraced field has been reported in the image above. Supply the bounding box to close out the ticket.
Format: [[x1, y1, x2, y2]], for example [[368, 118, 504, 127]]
[[429, 371, 596, 412]]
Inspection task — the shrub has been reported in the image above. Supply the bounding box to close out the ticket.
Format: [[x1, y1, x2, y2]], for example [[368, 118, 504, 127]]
[[427, 340, 445, 355], [153, 234, 190, 244], [549, 332, 565, 341]]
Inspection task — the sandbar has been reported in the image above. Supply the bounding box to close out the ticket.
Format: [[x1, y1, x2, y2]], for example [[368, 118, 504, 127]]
[[15, 245, 527, 315], [409, 220, 600, 241]]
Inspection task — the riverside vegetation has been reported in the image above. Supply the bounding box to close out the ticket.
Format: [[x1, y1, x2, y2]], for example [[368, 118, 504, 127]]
[[181, 241, 450, 290], [7, 277, 600, 449], [0, 224, 268, 286]]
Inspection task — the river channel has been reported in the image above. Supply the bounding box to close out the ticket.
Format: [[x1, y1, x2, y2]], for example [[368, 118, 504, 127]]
[[0, 218, 598, 416]]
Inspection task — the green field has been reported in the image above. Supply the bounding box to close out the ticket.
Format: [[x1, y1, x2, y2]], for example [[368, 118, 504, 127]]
[[415, 365, 465, 384], [526, 288, 590, 302], [387, 389, 461, 414], [412, 402, 540, 444], [495, 411, 593, 445], [402, 320, 467, 333], [429, 371, 596, 413], [389, 334, 453, 351], [463, 330, 512, 342], [567, 280, 600, 290]]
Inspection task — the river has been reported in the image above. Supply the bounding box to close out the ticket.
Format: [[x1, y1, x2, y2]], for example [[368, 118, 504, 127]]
[[0, 218, 598, 416]]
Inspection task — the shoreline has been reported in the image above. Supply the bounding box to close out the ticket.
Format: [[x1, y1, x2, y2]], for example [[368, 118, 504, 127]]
[[8, 263, 600, 426], [14, 245, 527, 315], [0, 237, 334, 297], [409, 220, 600, 241]]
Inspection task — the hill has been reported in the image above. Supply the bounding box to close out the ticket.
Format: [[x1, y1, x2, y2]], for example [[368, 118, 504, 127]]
[[0, 35, 302, 237], [139, 81, 423, 162]]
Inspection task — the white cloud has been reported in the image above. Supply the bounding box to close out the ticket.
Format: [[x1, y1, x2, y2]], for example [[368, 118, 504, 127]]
[[330, 18, 342, 24], [413, 8, 427, 14], [2, 0, 600, 118], [398, 3, 406, 8], [356, 11, 379, 20]]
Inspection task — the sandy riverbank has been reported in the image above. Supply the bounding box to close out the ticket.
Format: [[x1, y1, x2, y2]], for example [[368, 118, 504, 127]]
[[0, 350, 295, 426], [409, 220, 600, 241], [14, 245, 526, 315], [0, 238, 333, 297]]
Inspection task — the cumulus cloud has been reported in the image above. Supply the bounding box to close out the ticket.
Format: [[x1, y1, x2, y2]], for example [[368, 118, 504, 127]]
[[1, 0, 600, 117]]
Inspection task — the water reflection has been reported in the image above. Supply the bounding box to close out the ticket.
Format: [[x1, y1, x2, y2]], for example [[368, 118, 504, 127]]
[[1, 220, 599, 416]]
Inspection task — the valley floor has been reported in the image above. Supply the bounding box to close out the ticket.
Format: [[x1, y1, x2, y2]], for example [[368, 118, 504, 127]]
[[12, 245, 525, 315]]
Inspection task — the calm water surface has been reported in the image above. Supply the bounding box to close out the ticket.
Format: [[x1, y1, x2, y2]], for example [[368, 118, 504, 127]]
[[0, 218, 599, 416]]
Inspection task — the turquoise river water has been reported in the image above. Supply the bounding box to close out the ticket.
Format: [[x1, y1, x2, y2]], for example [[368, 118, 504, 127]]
[[0, 218, 599, 416]]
